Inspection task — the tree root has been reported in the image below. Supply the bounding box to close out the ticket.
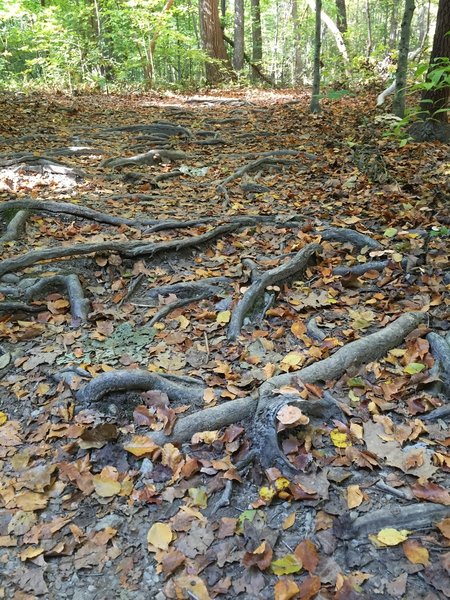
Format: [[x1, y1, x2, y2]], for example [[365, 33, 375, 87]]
[[149, 397, 253, 446], [228, 243, 322, 341], [24, 274, 90, 325], [320, 227, 382, 250], [146, 277, 231, 299], [76, 369, 205, 407], [0, 200, 159, 228], [219, 156, 300, 189], [335, 502, 450, 539], [146, 292, 210, 327], [0, 210, 29, 243], [257, 311, 426, 413], [104, 123, 192, 138], [253, 393, 344, 476], [427, 332, 450, 398], [333, 261, 390, 277], [0, 301, 43, 314], [102, 149, 187, 169], [148, 312, 425, 446], [0, 223, 240, 278]]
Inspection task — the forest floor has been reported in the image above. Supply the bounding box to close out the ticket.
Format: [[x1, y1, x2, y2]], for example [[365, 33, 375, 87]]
[[0, 88, 449, 600]]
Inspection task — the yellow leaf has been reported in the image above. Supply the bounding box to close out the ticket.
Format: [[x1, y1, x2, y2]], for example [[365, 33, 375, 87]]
[[376, 528, 410, 546], [291, 320, 307, 338], [147, 522, 173, 551], [282, 513, 296, 530], [191, 430, 219, 444], [330, 429, 351, 448], [123, 435, 160, 457], [20, 546, 44, 561], [178, 315, 190, 330], [93, 468, 121, 497], [271, 554, 302, 575], [216, 310, 231, 324], [275, 477, 291, 491], [281, 352, 304, 368], [0, 411, 7, 426], [188, 487, 208, 509], [259, 486, 276, 503], [346, 484, 364, 508], [174, 576, 210, 600]]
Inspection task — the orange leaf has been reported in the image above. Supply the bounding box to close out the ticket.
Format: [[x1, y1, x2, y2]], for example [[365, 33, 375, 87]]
[[274, 578, 300, 600], [403, 539, 430, 565]]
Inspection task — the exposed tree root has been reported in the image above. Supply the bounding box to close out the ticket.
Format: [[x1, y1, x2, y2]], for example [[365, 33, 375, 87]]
[[0, 200, 159, 228], [0, 209, 29, 243], [146, 312, 425, 446], [333, 260, 390, 277], [335, 502, 450, 539], [0, 301, 43, 314], [24, 274, 90, 325], [146, 277, 231, 299], [150, 397, 253, 446], [427, 332, 450, 398], [228, 243, 322, 341], [306, 317, 327, 341], [0, 223, 240, 278], [320, 227, 382, 249], [147, 293, 210, 327], [258, 312, 426, 413], [76, 369, 205, 407], [104, 123, 192, 138], [102, 149, 187, 169]]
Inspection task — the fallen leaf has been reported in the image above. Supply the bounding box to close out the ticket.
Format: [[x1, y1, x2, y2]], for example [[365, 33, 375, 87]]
[[403, 539, 430, 565], [346, 484, 364, 508], [376, 528, 410, 546], [271, 554, 302, 575], [147, 522, 173, 551], [274, 578, 300, 600]]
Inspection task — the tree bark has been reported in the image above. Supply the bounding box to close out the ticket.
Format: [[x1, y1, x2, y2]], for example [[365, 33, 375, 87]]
[[419, 0, 450, 123], [366, 0, 373, 57], [388, 0, 400, 50], [305, 0, 348, 62], [233, 0, 245, 71], [292, 0, 302, 84], [310, 0, 322, 113], [199, 0, 232, 84], [393, 0, 415, 118], [335, 0, 347, 34], [251, 0, 263, 66]]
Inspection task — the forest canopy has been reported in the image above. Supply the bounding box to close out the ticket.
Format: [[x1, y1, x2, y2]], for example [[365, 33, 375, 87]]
[[0, 0, 445, 92]]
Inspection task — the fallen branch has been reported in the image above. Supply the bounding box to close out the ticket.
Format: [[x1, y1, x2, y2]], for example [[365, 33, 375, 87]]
[[427, 332, 450, 397], [228, 243, 322, 341], [0, 223, 240, 278], [147, 293, 210, 327], [76, 369, 205, 407]]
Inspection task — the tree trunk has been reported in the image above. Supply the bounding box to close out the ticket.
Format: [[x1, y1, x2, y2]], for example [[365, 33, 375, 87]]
[[251, 0, 263, 65], [388, 0, 400, 50], [335, 0, 347, 34], [233, 0, 245, 71], [144, 0, 175, 87], [292, 0, 302, 84], [366, 0, 373, 57], [199, 0, 231, 84], [305, 0, 348, 62], [419, 0, 450, 123], [310, 0, 322, 113], [393, 0, 415, 118]]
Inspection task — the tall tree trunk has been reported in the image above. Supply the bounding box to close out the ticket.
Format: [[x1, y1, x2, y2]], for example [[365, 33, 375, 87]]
[[366, 0, 373, 57], [221, 0, 226, 18], [233, 0, 245, 71], [335, 0, 347, 34], [419, 0, 450, 123], [199, 0, 231, 84], [251, 0, 262, 64], [310, 0, 322, 113], [388, 0, 400, 50], [145, 0, 175, 87], [393, 0, 415, 118], [292, 0, 302, 84], [305, 0, 348, 62]]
